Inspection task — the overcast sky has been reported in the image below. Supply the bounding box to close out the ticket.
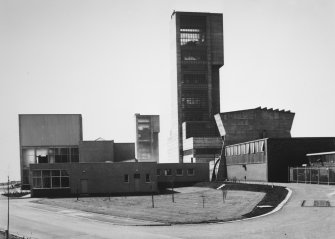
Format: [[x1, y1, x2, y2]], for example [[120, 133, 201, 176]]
[[1, 0, 335, 182]]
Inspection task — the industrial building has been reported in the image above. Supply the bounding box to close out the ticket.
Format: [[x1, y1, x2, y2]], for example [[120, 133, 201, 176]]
[[168, 11, 224, 163], [224, 137, 335, 182], [19, 114, 83, 189], [135, 114, 160, 162], [19, 114, 209, 196], [214, 107, 335, 182]]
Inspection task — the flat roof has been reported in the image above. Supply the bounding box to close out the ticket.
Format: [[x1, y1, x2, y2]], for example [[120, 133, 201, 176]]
[[306, 151, 335, 156]]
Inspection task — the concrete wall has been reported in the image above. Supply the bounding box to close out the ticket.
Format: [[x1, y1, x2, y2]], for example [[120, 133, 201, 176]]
[[183, 137, 222, 151], [30, 162, 157, 197], [79, 141, 114, 163], [215, 107, 294, 145], [157, 163, 209, 185], [114, 143, 135, 162], [227, 163, 268, 182], [19, 114, 82, 146]]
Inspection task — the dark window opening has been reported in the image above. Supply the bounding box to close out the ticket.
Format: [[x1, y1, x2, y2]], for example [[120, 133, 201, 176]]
[[187, 168, 195, 176], [37, 155, 48, 163], [145, 174, 150, 183], [176, 169, 183, 176], [124, 174, 129, 183], [164, 169, 172, 176]]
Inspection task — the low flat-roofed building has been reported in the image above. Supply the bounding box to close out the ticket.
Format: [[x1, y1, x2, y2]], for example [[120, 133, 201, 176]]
[[29, 162, 158, 197], [220, 137, 335, 182], [29, 162, 210, 197]]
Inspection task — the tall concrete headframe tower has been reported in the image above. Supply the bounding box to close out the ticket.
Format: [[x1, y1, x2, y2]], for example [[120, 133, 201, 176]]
[[168, 11, 224, 163]]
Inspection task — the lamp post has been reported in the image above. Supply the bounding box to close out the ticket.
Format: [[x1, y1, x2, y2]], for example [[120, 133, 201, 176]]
[[6, 176, 9, 239]]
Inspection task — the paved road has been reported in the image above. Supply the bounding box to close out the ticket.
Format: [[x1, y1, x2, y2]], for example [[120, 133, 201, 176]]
[[1, 183, 335, 239]]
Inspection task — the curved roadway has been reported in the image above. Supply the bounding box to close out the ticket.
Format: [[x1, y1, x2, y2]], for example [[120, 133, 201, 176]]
[[1, 183, 335, 239]]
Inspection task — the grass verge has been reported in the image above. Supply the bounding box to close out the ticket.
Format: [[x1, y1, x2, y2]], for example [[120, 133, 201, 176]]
[[197, 181, 289, 218]]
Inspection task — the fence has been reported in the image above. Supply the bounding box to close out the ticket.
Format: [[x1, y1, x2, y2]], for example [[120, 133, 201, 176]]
[[289, 167, 335, 185]]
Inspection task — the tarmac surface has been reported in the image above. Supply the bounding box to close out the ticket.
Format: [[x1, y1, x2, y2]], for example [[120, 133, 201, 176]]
[[1, 183, 335, 239]]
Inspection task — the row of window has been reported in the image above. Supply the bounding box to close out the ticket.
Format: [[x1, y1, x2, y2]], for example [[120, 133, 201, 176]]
[[182, 73, 207, 84], [124, 173, 151, 183], [181, 50, 207, 61], [225, 141, 265, 156], [22, 147, 79, 166], [32, 170, 70, 189], [123, 169, 196, 183], [157, 168, 195, 176], [181, 97, 207, 108], [180, 33, 206, 46]]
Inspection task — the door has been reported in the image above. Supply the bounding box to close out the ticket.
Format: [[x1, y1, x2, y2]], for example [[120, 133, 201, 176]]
[[80, 179, 88, 194], [134, 174, 140, 192]]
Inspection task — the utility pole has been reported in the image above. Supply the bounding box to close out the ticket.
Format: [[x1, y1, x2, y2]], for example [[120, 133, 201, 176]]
[[6, 176, 9, 239]]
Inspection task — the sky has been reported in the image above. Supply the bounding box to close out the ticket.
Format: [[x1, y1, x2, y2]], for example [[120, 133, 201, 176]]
[[1, 0, 335, 182]]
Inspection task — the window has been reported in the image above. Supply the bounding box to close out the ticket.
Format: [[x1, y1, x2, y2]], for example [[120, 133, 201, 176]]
[[71, 147, 79, 162], [250, 142, 255, 154], [156, 169, 161, 176], [180, 29, 205, 46], [259, 140, 265, 152], [32, 170, 70, 189], [164, 169, 172, 176], [227, 147, 233, 156], [134, 173, 140, 179], [124, 174, 129, 183], [182, 74, 207, 84], [255, 141, 259, 153], [145, 174, 150, 183], [234, 146, 238, 155], [241, 144, 246, 154], [176, 169, 183, 176], [47, 147, 79, 163], [246, 143, 250, 154], [187, 168, 195, 176], [237, 145, 241, 155]]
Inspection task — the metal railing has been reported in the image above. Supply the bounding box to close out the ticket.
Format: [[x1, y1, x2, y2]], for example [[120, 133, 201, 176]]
[[289, 167, 335, 185]]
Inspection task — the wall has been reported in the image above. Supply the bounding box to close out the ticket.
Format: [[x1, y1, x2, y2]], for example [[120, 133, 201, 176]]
[[30, 162, 157, 197], [215, 108, 294, 145], [157, 163, 209, 186], [227, 163, 268, 181], [114, 143, 135, 162], [79, 141, 114, 163], [19, 114, 82, 146]]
